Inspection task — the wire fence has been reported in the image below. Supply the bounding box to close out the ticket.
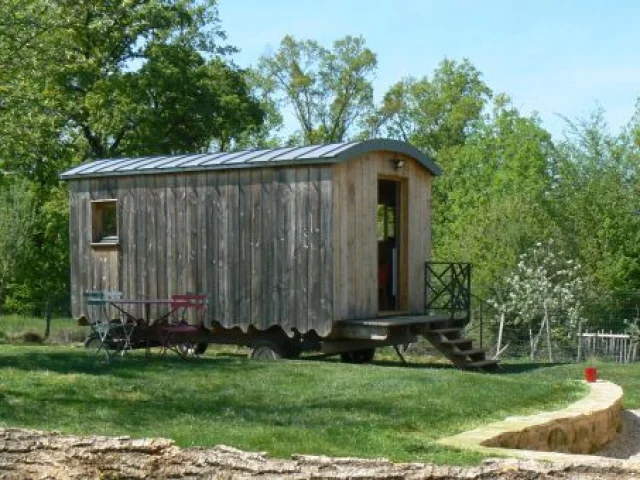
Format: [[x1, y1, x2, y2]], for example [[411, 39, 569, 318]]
[[462, 292, 640, 364]]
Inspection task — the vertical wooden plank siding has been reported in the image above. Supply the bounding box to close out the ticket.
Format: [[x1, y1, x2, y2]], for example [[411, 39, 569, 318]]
[[331, 164, 348, 321], [68, 183, 81, 317], [319, 167, 334, 332], [205, 171, 218, 326], [197, 173, 208, 318], [275, 169, 288, 331], [345, 160, 358, 319], [155, 175, 168, 301], [260, 168, 276, 331], [281, 168, 297, 331], [237, 170, 251, 324], [307, 167, 321, 329], [332, 154, 433, 321], [216, 171, 229, 326], [175, 175, 187, 298], [250, 169, 263, 328], [227, 171, 240, 326], [69, 152, 429, 335], [146, 176, 158, 302], [186, 173, 199, 295], [166, 174, 177, 301], [294, 168, 309, 333], [363, 155, 378, 314]]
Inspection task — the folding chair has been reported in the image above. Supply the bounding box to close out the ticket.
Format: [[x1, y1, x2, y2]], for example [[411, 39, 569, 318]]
[[158, 294, 208, 358], [83, 290, 126, 360]]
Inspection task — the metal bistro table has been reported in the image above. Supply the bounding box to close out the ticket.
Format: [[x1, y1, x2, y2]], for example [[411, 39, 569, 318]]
[[108, 298, 177, 327], [106, 298, 207, 356]]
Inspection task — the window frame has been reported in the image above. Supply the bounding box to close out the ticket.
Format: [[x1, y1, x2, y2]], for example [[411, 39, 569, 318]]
[[90, 199, 119, 247]]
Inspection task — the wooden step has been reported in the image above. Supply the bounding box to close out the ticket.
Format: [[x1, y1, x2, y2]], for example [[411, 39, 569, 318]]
[[451, 348, 486, 357], [461, 359, 500, 370], [438, 338, 475, 346], [424, 327, 463, 334]]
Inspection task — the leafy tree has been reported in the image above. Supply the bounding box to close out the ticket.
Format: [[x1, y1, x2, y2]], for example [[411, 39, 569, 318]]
[[256, 35, 377, 144], [489, 240, 586, 361], [366, 58, 492, 155], [552, 108, 640, 297], [0, 0, 266, 317], [0, 178, 36, 314]]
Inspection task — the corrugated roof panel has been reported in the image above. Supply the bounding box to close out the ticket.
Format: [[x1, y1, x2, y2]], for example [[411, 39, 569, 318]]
[[219, 149, 267, 164], [113, 156, 163, 171], [60, 139, 441, 178], [246, 146, 299, 163], [319, 141, 361, 157], [135, 156, 183, 170], [79, 158, 135, 174], [175, 153, 213, 167], [271, 144, 328, 161], [155, 155, 196, 169], [197, 152, 236, 166], [205, 151, 250, 165], [296, 142, 357, 159], [62, 159, 111, 176]]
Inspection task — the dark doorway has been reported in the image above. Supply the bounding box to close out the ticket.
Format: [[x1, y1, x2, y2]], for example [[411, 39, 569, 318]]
[[378, 179, 401, 312]]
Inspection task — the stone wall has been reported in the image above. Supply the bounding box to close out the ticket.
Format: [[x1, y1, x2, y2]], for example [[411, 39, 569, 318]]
[[439, 381, 624, 459]]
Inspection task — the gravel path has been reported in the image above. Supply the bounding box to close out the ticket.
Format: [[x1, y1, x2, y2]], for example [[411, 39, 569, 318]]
[[596, 409, 640, 459]]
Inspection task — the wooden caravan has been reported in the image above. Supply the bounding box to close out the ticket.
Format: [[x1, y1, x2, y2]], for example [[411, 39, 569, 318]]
[[62, 139, 496, 368]]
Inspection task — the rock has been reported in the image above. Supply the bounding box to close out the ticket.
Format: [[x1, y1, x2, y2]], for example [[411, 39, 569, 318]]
[[2, 427, 640, 479]]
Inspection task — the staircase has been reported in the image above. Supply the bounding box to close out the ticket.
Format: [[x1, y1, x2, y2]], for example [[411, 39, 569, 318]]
[[421, 317, 498, 370], [424, 262, 499, 371]]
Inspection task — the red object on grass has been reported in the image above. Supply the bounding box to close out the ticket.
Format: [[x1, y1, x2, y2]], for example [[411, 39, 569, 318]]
[[584, 367, 598, 383]]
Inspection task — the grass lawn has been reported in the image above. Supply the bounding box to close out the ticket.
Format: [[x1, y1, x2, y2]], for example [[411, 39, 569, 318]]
[[0, 314, 84, 344], [0, 344, 607, 465]]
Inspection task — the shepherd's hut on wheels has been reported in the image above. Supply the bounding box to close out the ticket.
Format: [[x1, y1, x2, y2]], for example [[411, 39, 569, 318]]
[[61, 139, 496, 369]]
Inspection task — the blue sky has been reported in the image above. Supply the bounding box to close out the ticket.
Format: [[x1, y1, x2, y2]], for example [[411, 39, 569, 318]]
[[218, 0, 640, 140]]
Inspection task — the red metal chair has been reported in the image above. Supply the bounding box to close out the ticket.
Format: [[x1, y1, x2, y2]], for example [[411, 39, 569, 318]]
[[158, 294, 208, 357]]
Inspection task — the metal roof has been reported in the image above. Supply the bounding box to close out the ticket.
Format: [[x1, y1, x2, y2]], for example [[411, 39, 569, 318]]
[[60, 139, 441, 180]]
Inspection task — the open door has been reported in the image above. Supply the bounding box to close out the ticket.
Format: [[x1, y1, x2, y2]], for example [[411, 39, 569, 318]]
[[377, 179, 401, 312]]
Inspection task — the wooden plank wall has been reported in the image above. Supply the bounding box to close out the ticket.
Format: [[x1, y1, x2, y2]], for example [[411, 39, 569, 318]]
[[331, 153, 433, 321], [68, 167, 335, 336]]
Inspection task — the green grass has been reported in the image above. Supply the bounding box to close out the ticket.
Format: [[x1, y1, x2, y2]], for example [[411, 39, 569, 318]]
[[0, 344, 603, 465], [0, 315, 84, 344]]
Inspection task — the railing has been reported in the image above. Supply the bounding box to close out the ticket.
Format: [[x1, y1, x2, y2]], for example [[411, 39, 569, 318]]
[[424, 262, 472, 322]]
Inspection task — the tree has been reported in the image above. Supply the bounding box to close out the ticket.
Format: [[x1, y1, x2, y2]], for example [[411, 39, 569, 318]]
[[489, 241, 586, 361], [366, 58, 492, 155], [256, 35, 377, 144], [552, 108, 640, 297], [0, 179, 36, 314], [0, 0, 266, 317]]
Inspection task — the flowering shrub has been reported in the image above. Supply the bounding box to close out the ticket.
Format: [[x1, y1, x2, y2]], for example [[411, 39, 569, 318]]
[[489, 240, 586, 361]]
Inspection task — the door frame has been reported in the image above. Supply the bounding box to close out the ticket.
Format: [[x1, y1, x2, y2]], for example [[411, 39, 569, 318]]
[[377, 175, 408, 313]]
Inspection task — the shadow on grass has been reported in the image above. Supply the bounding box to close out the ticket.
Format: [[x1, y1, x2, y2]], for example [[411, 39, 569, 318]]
[[0, 347, 261, 378]]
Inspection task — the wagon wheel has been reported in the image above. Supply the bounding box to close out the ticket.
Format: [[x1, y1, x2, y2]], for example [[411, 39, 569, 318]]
[[340, 348, 376, 364], [177, 341, 208, 357], [84, 333, 121, 358], [249, 339, 285, 361]]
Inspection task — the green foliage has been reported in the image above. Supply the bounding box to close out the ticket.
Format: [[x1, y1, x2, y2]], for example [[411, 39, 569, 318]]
[[0, 344, 587, 465], [256, 35, 377, 144]]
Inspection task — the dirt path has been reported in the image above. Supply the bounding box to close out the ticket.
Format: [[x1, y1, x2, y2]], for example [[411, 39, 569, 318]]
[[3, 426, 640, 479]]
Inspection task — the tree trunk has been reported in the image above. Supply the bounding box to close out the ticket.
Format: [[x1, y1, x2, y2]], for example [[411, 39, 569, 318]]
[[496, 312, 505, 356], [544, 302, 553, 363], [44, 298, 51, 340], [576, 319, 583, 363], [531, 317, 546, 360]]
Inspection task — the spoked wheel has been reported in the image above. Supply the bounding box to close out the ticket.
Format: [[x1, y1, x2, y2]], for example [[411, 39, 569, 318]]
[[340, 348, 376, 364], [249, 339, 285, 361], [84, 334, 120, 359], [176, 341, 208, 357]]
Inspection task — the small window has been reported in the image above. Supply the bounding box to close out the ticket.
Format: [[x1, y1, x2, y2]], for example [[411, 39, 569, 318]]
[[91, 200, 118, 244], [377, 205, 396, 241]]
